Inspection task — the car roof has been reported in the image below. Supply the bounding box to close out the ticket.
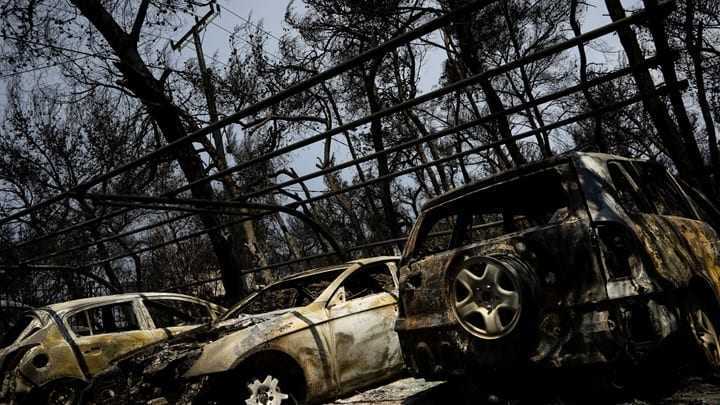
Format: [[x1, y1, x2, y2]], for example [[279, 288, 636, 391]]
[[348, 255, 400, 266], [39, 292, 208, 315], [422, 152, 645, 211], [265, 256, 400, 287]]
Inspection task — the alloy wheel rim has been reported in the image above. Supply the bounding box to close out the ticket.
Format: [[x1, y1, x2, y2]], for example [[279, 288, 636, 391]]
[[245, 375, 289, 405], [452, 258, 522, 339]]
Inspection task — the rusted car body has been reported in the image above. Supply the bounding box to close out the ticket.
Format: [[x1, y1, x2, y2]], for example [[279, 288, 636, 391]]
[[0, 293, 224, 404], [86, 257, 404, 405], [396, 153, 720, 381]]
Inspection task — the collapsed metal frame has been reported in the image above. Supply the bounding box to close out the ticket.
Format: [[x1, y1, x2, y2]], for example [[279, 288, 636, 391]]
[[0, 0, 689, 297]]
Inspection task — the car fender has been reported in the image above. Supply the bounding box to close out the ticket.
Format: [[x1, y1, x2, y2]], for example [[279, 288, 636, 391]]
[[16, 329, 86, 389], [184, 309, 329, 380]]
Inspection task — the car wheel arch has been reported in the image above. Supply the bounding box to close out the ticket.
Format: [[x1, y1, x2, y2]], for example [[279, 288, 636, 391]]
[[230, 349, 308, 402], [28, 377, 87, 404]]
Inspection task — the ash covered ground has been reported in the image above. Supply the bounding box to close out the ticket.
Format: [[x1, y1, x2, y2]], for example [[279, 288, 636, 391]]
[[329, 374, 720, 404]]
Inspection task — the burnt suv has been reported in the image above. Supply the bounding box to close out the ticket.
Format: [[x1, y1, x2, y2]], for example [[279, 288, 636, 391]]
[[396, 153, 720, 382]]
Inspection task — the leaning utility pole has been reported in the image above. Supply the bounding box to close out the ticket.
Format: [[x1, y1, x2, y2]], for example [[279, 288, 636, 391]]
[[172, 1, 226, 164]]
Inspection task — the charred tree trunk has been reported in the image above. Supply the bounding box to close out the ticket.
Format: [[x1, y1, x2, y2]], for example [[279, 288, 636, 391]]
[[321, 83, 382, 220], [440, 26, 512, 168], [443, 1, 527, 167], [321, 135, 368, 244], [405, 112, 445, 194], [70, 0, 252, 301], [570, 0, 607, 152], [462, 88, 512, 170], [685, 0, 720, 187], [605, 0, 709, 194], [501, 1, 552, 157], [453, 94, 472, 184], [77, 199, 122, 292], [363, 58, 401, 239]]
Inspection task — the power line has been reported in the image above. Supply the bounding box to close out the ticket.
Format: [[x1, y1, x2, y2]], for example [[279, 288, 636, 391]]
[[175, 3, 282, 61], [0, 34, 169, 72], [0, 56, 92, 80], [218, 3, 284, 43], [208, 20, 281, 61], [0, 34, 114, 60], [150, 31, 230, 68]]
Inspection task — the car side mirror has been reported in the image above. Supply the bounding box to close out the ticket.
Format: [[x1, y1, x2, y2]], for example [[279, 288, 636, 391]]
[[328, 287, 346, 309]]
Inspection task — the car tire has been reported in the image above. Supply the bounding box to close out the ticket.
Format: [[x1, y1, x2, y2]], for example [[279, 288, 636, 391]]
[[79, 373, 133, 405], [687, 297, 720, 372], [448, 254, 539, 366], [41, 380, 86, 405]]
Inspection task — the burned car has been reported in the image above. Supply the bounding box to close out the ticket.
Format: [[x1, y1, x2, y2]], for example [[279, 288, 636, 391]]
[[0, 293, 224, 404], [86, 256, 404, 405], [396, 153, 720, 384]]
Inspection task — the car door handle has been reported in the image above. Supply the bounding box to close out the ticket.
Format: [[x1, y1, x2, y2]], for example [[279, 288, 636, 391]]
[[82, 346, 101, 354]]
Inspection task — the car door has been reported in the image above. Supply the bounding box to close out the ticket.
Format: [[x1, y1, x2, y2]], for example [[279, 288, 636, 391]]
[[66, 300, 163, 376], [141, 297, 215, 336], [325, 262, 403, 394], [606, 161, 706, 292]]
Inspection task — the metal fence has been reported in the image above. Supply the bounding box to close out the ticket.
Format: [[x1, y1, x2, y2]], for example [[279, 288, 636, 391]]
[[0, 0, 689, 303]]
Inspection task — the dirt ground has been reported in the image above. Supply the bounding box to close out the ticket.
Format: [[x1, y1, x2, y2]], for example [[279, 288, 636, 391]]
[[329, 374, 720, 405]]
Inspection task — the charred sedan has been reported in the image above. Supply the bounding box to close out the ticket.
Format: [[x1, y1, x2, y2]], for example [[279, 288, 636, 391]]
[[0, 293, 224, 405], [87, 256, 404, 405], [396, 153, 720, 384]]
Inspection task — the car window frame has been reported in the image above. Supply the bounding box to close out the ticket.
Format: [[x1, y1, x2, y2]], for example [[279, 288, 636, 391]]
[[64, 299, 148, 339], [223, 268, 347, 320], [607, 160, 653, 216], [141, 297, 214, 329], [405, 163, 578, 263], [609, 160, 699, 219], [326, 262, 398, 309]]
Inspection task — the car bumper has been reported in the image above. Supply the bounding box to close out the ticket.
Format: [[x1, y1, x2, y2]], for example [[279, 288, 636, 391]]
[[396, 314, 470, 379]]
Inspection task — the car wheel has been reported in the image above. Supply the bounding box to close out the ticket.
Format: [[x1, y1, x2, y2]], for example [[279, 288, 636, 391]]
[[243, 374, 297, 405], [44, 381, 84, 405], [450, 256, 525, 340], [688, 299, 720, 371]]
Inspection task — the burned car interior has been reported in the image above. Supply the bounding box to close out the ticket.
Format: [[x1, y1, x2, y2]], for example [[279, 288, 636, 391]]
[[68, 302, 140, 336], [410, 164, 575, 260], [224, 267, 344, 316]]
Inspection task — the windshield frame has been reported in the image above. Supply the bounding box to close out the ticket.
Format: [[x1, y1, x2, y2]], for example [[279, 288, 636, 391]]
[[220, 266, 347, 320]]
